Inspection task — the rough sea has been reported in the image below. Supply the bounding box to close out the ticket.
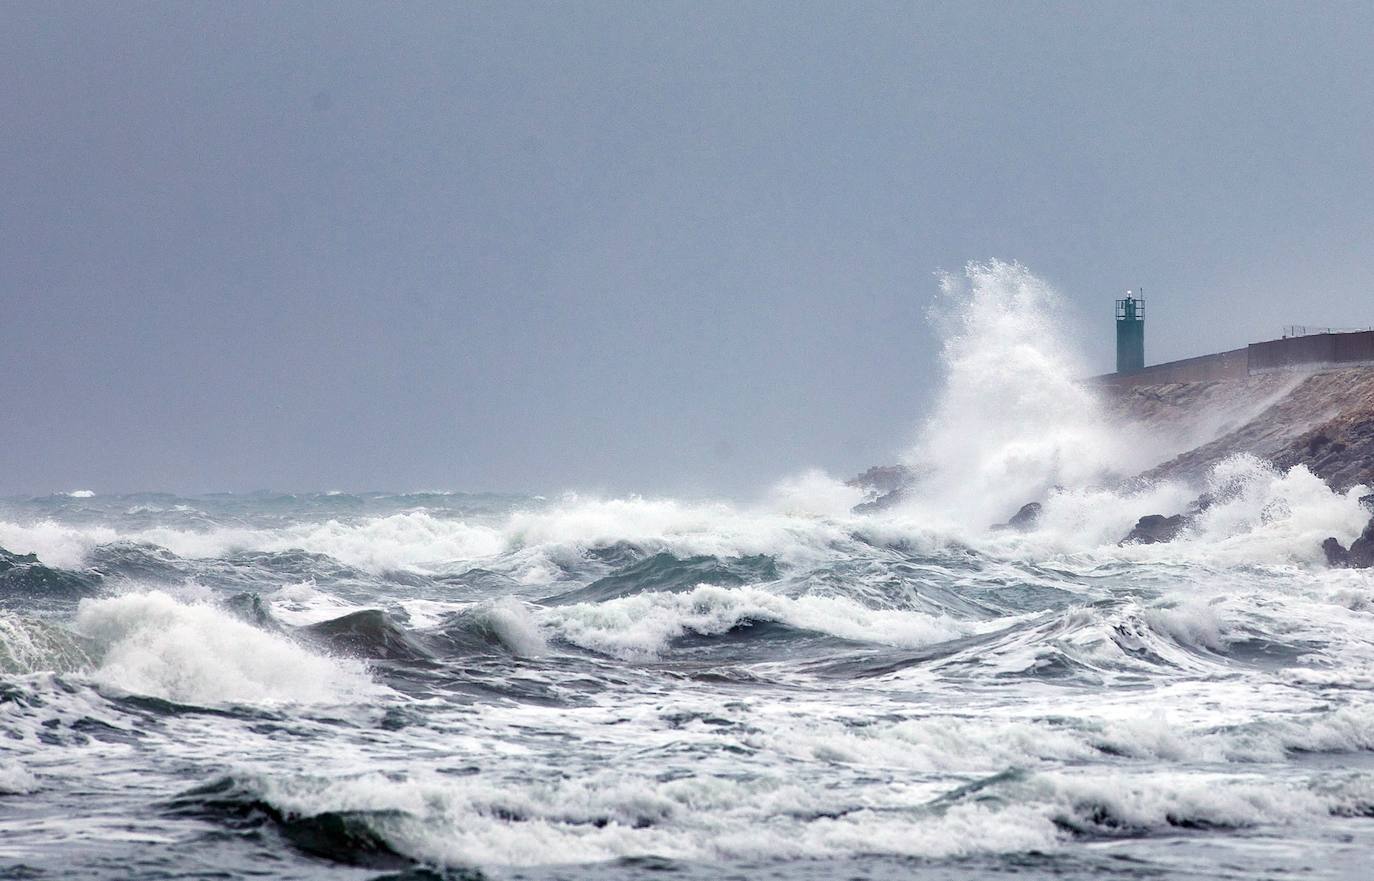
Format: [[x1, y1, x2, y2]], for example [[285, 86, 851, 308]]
[[4, 265, 1374, 879], [3, 469, 1374, 881]]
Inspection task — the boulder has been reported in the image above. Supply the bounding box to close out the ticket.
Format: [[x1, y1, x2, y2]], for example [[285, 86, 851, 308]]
[[1347, 518, 1374, 568], [1321, 516, 1374, 568], [1323, 537, 1351, 568], [992, 502, 1042, 532], [852, 486, 911, 513], [847, 464, 921, 513], [846, 464, 917, 496], [1120, 514, 1187, 545]]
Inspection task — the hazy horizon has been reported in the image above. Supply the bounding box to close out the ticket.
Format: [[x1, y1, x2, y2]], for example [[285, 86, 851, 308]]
[[4, 2, 1373, 497]]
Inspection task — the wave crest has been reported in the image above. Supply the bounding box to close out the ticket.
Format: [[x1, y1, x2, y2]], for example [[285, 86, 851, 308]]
[[75, 592, 376, 705]]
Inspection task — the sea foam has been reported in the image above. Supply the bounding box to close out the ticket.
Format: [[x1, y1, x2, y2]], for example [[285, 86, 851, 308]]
[[74, 591, 375, 705], [535, 584, 971, 659]]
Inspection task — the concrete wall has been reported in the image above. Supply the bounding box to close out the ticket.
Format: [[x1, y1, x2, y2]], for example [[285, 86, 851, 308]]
[[1248, 330, 1374, 373], [1096, 331, 1374, 388], [1094, 347, 1249, 388]]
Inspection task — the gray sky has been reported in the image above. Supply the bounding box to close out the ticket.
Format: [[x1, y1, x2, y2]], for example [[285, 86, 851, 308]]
[[3, 1, 1372, 496]]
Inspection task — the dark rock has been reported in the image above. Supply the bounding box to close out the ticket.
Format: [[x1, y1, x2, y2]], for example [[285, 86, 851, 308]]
[[852, 486, 910, 513], [1120, 514, 1187, 545], [846, 465, 917, 495], [1324, 516, 1374, 568], [1274, 416, 1374, 493], [1347, 518, 1374, 568], [1360, 494, 1374, 514], [1008, 502, 1043, 530], [992, 502, 1043, 532], [1323, 537, 1350, 567], [847, 464, 920, 513], [1349, 539, 1374, 568]]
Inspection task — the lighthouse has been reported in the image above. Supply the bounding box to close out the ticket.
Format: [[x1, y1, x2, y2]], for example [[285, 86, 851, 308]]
[[1116, 292, 1145, 373]]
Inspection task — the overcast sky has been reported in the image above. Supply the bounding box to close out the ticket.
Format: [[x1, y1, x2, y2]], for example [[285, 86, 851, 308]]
[[2, 1, 1372, 497]]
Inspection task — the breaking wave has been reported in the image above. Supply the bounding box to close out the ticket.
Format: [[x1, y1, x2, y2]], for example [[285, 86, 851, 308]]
[[162, 763, 1374, 869], [535, 584, 973, 660], [903, 261, 1133, 529], [72, 592, 376, 706], [0, 465, 1360, 596]]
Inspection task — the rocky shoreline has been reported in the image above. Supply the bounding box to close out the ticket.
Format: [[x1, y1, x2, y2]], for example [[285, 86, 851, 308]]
[[850, 366, 1374, 564]]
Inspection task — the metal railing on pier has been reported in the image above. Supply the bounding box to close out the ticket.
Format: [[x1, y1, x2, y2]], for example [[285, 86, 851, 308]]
[[1282, 325, 1374, 339]]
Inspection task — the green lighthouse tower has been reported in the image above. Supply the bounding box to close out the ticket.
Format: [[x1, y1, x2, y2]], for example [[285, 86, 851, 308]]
[[1116, 292, 1144, 373]]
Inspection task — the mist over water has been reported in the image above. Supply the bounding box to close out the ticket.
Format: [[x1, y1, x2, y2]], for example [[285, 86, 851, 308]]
[[3, 264, 1374, 880]]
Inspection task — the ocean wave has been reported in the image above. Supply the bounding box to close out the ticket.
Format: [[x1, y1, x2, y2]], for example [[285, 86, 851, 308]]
[[163, 776, 411, 869], [534, 584, 973, 660], [1029, 770, 1370, 836], [0, 512, 506, 575], [73, 591, 377, 706], [747, 701, 1374, 774], [0, 545, 102, 597], [0, 610, 92, 675], [4, 455, 1366, 590], [541, 551, 779, 605], [166, 763, 1374, 869], [446, 597, 548, 657]]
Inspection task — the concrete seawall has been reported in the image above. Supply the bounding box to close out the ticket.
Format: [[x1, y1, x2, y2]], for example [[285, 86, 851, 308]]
[[1096, 330, 1374, 388], [1249, 330, 1374, 373], [1094, 347, 1249, 387]]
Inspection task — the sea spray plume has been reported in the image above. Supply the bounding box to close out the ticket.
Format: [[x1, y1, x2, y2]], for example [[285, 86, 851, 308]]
[[904, 261, 1129, 529], [767, 469, 867, 518]]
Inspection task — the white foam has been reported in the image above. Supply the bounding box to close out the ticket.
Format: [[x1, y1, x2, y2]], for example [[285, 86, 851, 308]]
[[2, 494, 853, 580], [755, 713, 1100, 771], [536, 584, 971, 659], [0, 520, 121, 569], [264, 582, 368, 627], [0, 761, 39, 795], [902, 260, 1133, 529], [229, 768, 1061, 865], [747, 692, 1374, 773], [220, 760, 1374, 868], [276, 512, 505, 573], [766, 469, 867, 518], [74, 592, 375, 705], [982, 478, 1198, 555], [1036, 770, 1332, 832], [959, 454, 1370, 568], [0, 612, 92, 675], [474, 598, 548, 657], [1183, 457, 1369, 565], [1142, 599, 1229, 652]]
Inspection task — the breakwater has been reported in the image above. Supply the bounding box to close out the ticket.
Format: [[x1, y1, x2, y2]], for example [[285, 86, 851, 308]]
[[1096, 329, 1374, 389]]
